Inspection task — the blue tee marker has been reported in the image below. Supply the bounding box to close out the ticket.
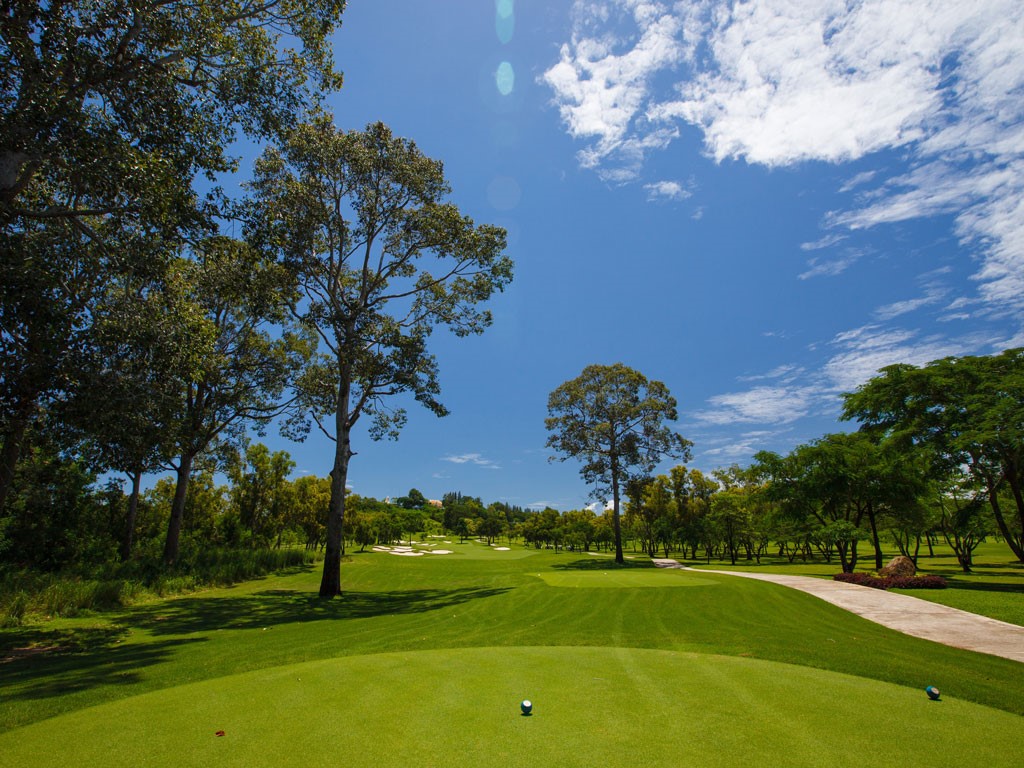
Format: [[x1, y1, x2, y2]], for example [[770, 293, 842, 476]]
[[926, 686, 941, 700], [520, 699, 533, 715]]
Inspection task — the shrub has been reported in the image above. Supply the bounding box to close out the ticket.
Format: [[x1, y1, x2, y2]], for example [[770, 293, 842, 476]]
[[833, 572, 947, 590], [1, 590, 29, 627], [0, 547, 315, 623]]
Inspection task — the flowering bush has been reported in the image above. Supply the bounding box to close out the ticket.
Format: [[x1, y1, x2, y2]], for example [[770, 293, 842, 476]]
[[833, 572, 947, 590]]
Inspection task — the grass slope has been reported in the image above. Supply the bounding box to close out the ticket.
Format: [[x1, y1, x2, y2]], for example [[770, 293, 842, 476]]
[[2, 647, 1021, 768], [1, 541, 1021, 766]]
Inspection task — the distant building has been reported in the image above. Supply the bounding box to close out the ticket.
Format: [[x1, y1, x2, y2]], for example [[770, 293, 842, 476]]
[[427, 499, 443, 508]]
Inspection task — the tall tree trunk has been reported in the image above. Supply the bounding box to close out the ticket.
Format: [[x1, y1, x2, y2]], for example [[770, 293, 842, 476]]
[[163, 453, 195, 565], [611, 465, 623, 565], [320, 374, 353, 597], [120, 470, 142, 562], [866, 504, 883, 570]]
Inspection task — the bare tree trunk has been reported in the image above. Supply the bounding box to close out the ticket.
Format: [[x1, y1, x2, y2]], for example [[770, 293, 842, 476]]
[[866, 504, 883, 570], [163, 453, 194, 565], [320, 374, 353, 597]]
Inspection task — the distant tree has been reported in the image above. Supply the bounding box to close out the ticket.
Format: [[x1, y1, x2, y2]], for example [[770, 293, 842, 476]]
[[396, 488, 427, 509], [545, 363, 691, 564], [290, 475, 330, 550], [477, 510, 505, 545], [248, 118, 512, 597], [228, 443, 295, 547], [843, 349, 1024, 562]]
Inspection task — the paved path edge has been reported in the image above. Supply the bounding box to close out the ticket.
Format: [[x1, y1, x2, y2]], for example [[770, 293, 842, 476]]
[[650, 559, 1024, 664]]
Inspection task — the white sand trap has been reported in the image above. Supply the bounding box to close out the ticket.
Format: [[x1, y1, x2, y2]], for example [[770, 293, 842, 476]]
[[389, 550, 424, 557], [494, 547, 510, 551], [391, 546, 413, 552], [444, 540, 452, 544], [427, 549, 453, 555], [372, 546, 391, 552]]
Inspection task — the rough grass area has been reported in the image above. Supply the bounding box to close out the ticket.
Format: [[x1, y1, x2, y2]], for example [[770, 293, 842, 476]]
[[0, 539, 1020, 766], [0, 548, 315, 626]]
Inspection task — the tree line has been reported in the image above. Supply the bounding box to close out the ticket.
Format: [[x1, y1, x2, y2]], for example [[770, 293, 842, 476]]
[[610, 349, 1024, 572]]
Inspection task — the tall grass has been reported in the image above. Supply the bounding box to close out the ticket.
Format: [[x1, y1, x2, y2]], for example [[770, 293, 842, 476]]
[[0, 547, 315, 625]]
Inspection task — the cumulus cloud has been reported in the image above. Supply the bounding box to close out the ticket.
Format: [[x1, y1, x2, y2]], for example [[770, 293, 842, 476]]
[[543, 0, 1024, 316]]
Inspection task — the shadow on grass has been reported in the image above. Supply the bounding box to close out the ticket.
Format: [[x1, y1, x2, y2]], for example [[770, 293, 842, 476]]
[[549, 557, 654, 571], [0, 584, 510, 706], [943, 578, 1024, 594], [1, 625, 205, 703], [124, 585, 512, 636]]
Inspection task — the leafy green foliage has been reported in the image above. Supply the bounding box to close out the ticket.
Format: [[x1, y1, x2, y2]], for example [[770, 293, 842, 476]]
[[843, 348, 1024, 561]]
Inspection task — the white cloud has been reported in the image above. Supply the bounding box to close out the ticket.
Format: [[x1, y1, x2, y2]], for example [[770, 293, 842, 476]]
[[544, 0, 1024, 318], [643, 179, 692, 201], [701, 430, 788, 458], [440, 453, 502, 470], [694, 385, 817, 425], [541, 1, 688, 181], [798, 251, 863, 280], [873, 283, 949, 321], [822, 324, 971, 392], [800, 233, 847, 251]]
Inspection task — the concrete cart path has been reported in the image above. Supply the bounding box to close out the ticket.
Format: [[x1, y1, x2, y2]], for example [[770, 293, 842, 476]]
[[651, 559, 1024, 663]]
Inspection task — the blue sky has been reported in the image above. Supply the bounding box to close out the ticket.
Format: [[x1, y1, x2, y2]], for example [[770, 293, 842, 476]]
[[249, 0, 1024, 510]]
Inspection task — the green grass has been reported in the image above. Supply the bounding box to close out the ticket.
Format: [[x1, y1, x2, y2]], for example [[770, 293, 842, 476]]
[[3, 647, 1020, 768], [0, 539, 1021, 767]]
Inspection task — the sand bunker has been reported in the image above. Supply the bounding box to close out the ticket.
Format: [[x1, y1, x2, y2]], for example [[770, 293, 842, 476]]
[[494, 547, 510, 551], [373, 543, 452, 556]]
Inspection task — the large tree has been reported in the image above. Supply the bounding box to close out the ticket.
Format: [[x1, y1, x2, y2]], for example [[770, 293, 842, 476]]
[[545, 363, 691, 564], [246, 117, 513, 597], [842, 348, 1024, 562], [0, 0, 346, 514], [1, 0, 345, 222]]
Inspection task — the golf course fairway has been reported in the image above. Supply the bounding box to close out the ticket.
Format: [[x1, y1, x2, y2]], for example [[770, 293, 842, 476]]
[[2, 543, 1022, 767], [2, 646, 1021, 768]]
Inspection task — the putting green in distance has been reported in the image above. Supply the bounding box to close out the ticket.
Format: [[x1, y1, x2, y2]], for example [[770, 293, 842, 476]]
[[2, 647, 1019, 768], [536, 568, 719, 588]]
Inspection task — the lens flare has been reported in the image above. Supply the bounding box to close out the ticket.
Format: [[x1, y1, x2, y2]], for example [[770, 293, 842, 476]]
[[495, 61, 515, 96], [496, 0, 514, 44]]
